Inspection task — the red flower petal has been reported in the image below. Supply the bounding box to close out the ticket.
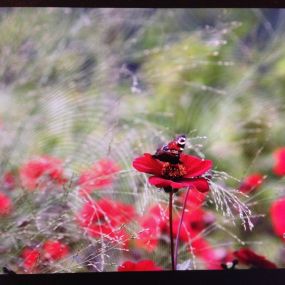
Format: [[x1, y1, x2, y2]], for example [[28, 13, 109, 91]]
[[136, 205, 167, 252], [0, 192, 12, 216], [179, 178, 210, 193], [135, 260, 162, 271], [180, 154, 212, 178], [133, 153, 163, 176], [43, 240, 69, 261], [20, 156, 66, 190], [273, 147, 285, 176], [118, 260, 162, 271], [118, 261, 136, 271], [148, 176, 185, 189], [270, 198, 285, 240], [21, 248, 41, 272], [239, 173, 264, 193], [179, 188, 207, 207], [78, 159, 120, 194], [234, 248, 277, 269]]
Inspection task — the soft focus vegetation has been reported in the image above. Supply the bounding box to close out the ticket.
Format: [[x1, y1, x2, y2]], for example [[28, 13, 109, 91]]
[[0, 8, 285, 273]]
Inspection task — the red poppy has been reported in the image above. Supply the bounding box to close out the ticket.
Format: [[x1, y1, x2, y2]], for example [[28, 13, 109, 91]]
[[78, 198, 135, 243], [270, 197, 285, 240], [133, 153, 212, 192], [118, 260, 162, 271], [273, 147, 285, 176], [21, 248, 41, 273], [43, 240, 70, 261], [78, 159, 120, 195], [20, 156, 66, 190], [239, 173, 264, 193], [233, 248, 277, 269], [0, 192, 12, 215]]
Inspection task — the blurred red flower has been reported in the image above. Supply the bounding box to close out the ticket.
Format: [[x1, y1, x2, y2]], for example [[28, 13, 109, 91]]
[[233, 248, 277, 269], [239, 173, 264, 193], [273, 147, 285, 176], [43, 240, 70, 261], [0, 192, 12, 215], [190, 238, 225, 269], [21, 248, 41, 273], [270, 197, 285, 240], [172, 208, 215, 242], [135, 205, 168, 252], [179, 187, 207, 208], [78, 159, 120, 195], [78, 198, 135, 243], [211, 249, 236, 270], [2, 172, 16, 190], [133, 153, 212, 192], [135, 202, 215, 259], [118, 260, 162, 271], [171, 206, 217, 269], [20, 156, 66, 190]]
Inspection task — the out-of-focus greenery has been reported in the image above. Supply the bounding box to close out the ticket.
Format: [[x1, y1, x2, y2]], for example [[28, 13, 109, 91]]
[[0, 8, 285, 272]]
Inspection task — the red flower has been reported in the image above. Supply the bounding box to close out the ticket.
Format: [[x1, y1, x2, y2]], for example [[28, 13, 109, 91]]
[[179, 187, 207, 208], [209, 249, 236, 270], [20, 156, 66, 190], [135, 205, 168, 252], [78, 159, 120, 195], [21, 248, 41, 273], [133, 153, 212, 192], [173, 208, 215, 242], [270, 198, 285, 240], [2, 172, 16, 190], [191, 238, 225, 269], [43, 240, 69, 261], [118, 260, 162, 271], [239, 173, 264, 193], [78, 198, 135, 243], [0, 192, 12, 215], [273, 147, 285, 176], [233, 248, 277, 269]]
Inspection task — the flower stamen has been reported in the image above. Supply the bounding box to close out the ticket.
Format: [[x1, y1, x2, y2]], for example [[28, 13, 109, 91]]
[[161, 162, 186, 179]]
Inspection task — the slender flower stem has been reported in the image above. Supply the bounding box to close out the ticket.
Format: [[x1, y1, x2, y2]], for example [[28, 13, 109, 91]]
[[169, 190, 175, 271], [174, 187, 190, 268]]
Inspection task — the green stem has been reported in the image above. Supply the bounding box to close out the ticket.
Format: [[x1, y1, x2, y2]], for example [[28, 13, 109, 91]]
[[174, 187, 190, 268], [169, 190, 175, 271]]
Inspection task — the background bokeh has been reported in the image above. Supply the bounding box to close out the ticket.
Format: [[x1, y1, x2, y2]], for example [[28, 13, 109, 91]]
[[0, 8, 285, 272]]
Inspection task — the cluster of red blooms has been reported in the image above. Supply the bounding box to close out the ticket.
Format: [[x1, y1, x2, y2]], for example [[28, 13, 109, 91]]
[[1, 143, 285, 272], [77, 198, 135, 245], [77, 159, 120, 196], [19, 155, 67, 191], [21, 240, 70, 273], [0, 155, 123, 273], [115, 247, 278, 271]]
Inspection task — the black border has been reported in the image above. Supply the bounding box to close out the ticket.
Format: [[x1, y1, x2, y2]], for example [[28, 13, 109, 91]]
[[1, 269, 285, 285], [0, 0, 284, 8]]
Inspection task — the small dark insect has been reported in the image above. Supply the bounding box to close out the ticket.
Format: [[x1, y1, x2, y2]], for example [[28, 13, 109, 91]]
[[153, 134, 186, 164], [2, 267, 17, 274]]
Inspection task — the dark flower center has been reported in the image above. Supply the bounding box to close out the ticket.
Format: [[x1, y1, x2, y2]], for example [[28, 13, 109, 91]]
[[161, 162, 186, 179]]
